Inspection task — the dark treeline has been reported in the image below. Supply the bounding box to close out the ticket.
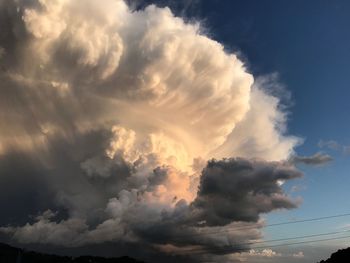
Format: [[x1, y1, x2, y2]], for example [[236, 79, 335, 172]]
[[319, 247, 350, 263], [4, 241, 350, 263], [0, 243, 145, 263]]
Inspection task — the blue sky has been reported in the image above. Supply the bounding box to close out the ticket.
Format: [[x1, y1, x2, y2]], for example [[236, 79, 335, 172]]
[[140, 0, 350, 261]]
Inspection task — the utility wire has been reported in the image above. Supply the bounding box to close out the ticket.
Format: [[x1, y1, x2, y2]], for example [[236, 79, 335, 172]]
[[173, 212, 350, 238], [254, 234, 350, 249], [174, 234, 350, 255], [178, 229, 350, 253], [249, 229, 350, 245], [171, 229, 350, 254]]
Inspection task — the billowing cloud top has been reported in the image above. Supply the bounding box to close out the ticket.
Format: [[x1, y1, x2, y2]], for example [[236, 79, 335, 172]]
[[0, 0, 301, 262]]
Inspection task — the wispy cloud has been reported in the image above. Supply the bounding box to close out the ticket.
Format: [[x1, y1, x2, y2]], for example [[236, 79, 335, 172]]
[[292, 152, 333, 166], [318, 139, 350, 155]]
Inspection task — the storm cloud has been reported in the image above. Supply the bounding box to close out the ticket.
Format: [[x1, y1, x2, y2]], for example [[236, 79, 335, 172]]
[[192, 158, 302, 226], [0, 0, 301, 262]]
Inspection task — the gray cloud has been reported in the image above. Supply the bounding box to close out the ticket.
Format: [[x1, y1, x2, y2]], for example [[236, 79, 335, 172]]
[[292, 152, 333, 166], [191, 158, 302, 226], [0, 150, 58, 226]]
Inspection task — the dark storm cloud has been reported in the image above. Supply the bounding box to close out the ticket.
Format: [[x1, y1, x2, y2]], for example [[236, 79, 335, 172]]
[[117, 192, 266, 261], [0, 127, 128, 223], [120, 158, 302, 256], [191, 158, 302, 226], [0, 155, 301, 262], [0, 150, 57, 226]]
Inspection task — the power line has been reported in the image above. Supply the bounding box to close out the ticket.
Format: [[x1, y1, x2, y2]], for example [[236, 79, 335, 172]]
[[158, 212, 350, 256], [173, 212, 350, 238], [260, 213, 350, 229], [171, 229, 350, 254], [249, 229, 350, 245], [175, 234, 350, 255], [199, 229, 350, 252], [254, 234, 350, 249]]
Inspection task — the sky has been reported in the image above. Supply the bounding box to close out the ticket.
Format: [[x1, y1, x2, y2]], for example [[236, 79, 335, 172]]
[[0, 0, 350, 262]]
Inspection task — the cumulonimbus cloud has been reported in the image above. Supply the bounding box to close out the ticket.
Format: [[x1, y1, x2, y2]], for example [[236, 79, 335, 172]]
[[0, 0, 301, 262]]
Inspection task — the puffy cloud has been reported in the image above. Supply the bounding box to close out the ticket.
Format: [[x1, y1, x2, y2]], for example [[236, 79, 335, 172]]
[[248, 249, 282, 258], [292, 152, 333, 166], [0, 0, 301, 262], [292, 251, 305, 258], [2, 216, 89, 247], [213, 76, 300, 162]]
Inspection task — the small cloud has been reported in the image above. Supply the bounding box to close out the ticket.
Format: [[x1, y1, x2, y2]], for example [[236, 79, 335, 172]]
[[249, 249, 282, 258], [292, 251, 304, 258], [292, 152, 333, 166]]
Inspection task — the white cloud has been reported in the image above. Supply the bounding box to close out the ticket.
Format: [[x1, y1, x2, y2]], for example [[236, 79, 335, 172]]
[[249, 249, 282, 258], [292, 251, 305, 258]]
